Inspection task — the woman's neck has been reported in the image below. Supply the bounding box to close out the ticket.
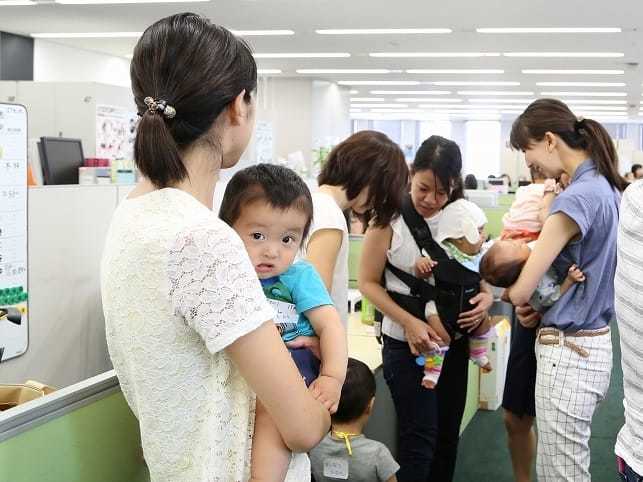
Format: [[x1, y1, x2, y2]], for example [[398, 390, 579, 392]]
[[318, 184, 351, 211], [173, 145, 222, 210], [560, 148, 590, 179]]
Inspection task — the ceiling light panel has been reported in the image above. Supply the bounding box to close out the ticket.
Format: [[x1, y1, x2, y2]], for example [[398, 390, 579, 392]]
[[431, 81, 520, 86], [32, 32, 142, 38], [563, 99, 627, 104], [316, 28, 452, 35], [231, 30, 294, 36], [339, 81, 421, 85], [540, 91, 626, 97], [350, 104, 409, 108], [56, 0, 208, 3], [477, 27, 622, 34], [296, 69, 389, 74], [407, 69, 504, 74], [459, 90, 534, 96], [523, 69, 624, 75], [536, 82, 626, 87], [504, 52, 623, 58], [370, 90, 452, 95], [254, 53, 350, 58], [396, 98, 465, 102], [370, 52, 500, 58], [468, 98, 536, 103], [0, 1, 35, 5], [350, 98, 385, 102]]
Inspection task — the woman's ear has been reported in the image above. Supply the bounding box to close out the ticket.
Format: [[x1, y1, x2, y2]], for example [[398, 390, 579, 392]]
[[544, 131, 557, 153], [227, 89, 249, 126]]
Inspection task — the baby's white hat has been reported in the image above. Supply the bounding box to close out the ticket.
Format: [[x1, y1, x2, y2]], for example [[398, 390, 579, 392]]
[[436, 199, 488, 245]]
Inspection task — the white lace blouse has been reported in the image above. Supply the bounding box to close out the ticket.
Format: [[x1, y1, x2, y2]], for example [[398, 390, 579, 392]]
[[100, 188, 309, 482]]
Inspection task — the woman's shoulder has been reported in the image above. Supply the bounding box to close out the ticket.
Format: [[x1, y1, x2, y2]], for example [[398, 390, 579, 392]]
[[311, 192, 347, 231]]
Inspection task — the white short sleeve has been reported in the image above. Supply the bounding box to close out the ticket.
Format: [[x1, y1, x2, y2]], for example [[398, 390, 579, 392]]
[[167, 223, 274, 354]]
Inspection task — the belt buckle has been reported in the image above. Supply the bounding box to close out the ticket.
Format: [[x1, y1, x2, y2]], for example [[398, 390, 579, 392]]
[[540, 328, 562, 347]]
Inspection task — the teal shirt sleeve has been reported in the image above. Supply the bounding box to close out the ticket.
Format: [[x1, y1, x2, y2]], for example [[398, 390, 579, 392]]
[[282, 261, 334, 314]]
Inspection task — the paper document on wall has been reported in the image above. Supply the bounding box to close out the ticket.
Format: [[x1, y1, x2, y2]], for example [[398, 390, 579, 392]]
[[0, 103, 29, 363], [96, 104, 138, 161]]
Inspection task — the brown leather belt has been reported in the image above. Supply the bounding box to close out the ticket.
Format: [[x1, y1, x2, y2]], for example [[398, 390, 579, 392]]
[[537, 327, 610, 358]]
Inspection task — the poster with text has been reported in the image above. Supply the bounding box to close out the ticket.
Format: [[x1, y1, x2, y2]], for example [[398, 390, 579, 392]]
[[0, 103, 29, 363]]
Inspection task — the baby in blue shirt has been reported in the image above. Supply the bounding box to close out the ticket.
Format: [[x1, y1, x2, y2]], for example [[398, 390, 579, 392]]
[[220, 163, 347, 482], [480, 239, 585, 312]]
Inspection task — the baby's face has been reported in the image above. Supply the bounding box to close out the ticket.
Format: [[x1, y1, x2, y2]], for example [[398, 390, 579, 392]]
[[232, 201, 307, 279], [450, 226, 488, 256], [493, 239, 531, 264]]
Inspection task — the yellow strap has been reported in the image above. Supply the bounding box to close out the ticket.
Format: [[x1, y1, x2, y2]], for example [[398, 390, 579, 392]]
[[333, 430, 358, 456]]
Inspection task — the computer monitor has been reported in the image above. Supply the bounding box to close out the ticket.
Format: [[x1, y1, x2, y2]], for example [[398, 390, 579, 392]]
[[39, 137, 84, 185]]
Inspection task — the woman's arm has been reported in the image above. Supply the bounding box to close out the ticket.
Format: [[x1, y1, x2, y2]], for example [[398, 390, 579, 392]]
[[226, 321, 331, 452], [306, 229, 343, 291], [358, 225, 442, 355], [507, 212, 580, 306]]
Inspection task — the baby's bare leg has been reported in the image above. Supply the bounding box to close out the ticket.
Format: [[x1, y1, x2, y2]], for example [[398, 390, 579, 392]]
[[250, 399, 291, 482], [426, 314, 452, 346]]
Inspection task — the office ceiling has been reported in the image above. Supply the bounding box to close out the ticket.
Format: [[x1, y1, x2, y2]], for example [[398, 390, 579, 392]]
[[2, 0, 643, 120]]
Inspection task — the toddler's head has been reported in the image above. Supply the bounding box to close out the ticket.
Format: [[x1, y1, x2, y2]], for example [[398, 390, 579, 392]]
[[220, 164, 313, 279], [332, 358, 376, 428], [479, 239, 532, 287], [436, 199, 488, 256]]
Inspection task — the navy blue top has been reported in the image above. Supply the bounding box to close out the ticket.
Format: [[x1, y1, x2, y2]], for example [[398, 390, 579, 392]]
[[542, 159, 621, 331]]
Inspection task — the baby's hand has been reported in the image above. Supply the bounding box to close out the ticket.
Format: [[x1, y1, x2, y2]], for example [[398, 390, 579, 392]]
[[309, 375, 343, 414], [415, 257, 438, 278], [567, 264, 586, 283]]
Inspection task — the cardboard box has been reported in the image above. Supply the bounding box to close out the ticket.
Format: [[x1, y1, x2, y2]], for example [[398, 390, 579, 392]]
[[479, 318, 511, 411]]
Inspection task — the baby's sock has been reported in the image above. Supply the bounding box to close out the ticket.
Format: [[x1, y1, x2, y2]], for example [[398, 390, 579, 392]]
[[469, 330, 492, 372], [417, 346, 449, 389]]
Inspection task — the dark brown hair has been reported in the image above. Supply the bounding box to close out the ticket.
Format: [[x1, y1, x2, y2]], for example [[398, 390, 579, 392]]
[[219, 164, 314, 241], [318, 130, 409, 227], [479, 245, 525, 288], [412, 135, 465, 204], [332, 358, 376, 424], [131, 13, 257, 187], [510, 99, 628, 192]]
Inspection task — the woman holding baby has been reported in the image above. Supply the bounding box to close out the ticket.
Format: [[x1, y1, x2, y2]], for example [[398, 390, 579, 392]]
[[503, 99, 627, 481]]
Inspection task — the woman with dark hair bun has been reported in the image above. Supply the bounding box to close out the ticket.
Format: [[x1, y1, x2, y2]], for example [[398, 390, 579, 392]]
[[506, 98, 625, 481], [359, 135, 494, 481], [101, 13, 328, 481]]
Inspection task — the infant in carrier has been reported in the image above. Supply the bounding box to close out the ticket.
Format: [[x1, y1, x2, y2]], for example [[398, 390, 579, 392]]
[[413, 199, 493, 389]]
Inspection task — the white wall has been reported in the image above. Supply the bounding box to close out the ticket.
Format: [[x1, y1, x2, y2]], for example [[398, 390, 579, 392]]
[[247, 77, 350, 173], [311, 80, 351, 149], [34, 40, 131, 89]]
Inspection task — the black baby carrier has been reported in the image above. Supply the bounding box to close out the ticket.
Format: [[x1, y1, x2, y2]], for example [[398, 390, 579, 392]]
[[377, 194, 481, 341]]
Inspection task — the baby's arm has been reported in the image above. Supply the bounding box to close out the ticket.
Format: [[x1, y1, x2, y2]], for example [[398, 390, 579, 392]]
[[559, 264, 586, 296], [306, 305, 347, 414], [250, 399, 291, 482], [414, 256, 437, 279]]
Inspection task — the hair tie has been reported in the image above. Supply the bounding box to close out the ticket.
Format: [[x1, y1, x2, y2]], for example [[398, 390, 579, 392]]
[[141, 96, 177, 119], [574, 117, 586, 132]]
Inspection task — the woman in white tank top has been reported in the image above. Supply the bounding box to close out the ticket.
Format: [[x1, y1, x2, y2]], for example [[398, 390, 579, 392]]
[[359, 136, 494, 482]]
